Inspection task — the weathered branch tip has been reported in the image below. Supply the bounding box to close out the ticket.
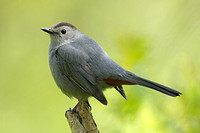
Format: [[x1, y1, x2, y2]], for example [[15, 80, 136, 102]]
[[65, 101, 99, 133]]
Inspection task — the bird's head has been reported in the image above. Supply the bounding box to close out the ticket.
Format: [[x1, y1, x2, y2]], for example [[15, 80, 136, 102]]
[[41, 22, 79, 46]]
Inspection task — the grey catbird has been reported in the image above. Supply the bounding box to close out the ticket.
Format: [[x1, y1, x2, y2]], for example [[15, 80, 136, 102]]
[[41, 22, 182, 105]]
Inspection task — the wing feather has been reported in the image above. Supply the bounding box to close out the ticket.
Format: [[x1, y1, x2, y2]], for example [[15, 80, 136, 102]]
[[55, 44, 107, 105]]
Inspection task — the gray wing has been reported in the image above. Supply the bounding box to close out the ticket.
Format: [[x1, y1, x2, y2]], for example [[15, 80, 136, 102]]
[[55, 44, 107, 105]]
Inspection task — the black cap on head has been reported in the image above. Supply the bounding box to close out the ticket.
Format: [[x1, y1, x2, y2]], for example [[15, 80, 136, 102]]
[[52, 22, 77, 30]]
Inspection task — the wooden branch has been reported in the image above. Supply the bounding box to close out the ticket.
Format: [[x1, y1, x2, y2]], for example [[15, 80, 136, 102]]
[[65, 101, 99, 133]]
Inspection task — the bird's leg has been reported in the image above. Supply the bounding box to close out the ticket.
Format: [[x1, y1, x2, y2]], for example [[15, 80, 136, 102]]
[[71, 100, 91, 112], [72, 101, 81, 112]]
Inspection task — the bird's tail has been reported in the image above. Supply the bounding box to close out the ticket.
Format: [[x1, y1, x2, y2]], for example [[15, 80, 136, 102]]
[[131, 74, 182, 97]]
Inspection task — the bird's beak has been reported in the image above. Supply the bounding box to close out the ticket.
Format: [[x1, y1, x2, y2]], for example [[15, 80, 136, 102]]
[[41, 28, 54, 34]]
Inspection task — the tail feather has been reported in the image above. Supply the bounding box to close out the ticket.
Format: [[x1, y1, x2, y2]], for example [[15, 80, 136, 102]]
[[132, 75, 182, 97]]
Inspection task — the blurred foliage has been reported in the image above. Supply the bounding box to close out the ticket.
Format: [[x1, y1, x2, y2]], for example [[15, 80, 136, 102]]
[[115, 34, 148, 67], [0, 0, 200, 133]]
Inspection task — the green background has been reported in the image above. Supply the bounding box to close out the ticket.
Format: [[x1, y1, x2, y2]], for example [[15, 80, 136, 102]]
[[1, 0, 199, 132]]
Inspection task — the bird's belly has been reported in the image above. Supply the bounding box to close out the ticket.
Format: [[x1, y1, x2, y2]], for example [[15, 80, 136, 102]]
[[49, 55, 90, 101]]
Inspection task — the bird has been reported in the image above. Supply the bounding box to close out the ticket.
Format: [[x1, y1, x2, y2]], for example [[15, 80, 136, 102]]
[[41, 22, 182, 106]]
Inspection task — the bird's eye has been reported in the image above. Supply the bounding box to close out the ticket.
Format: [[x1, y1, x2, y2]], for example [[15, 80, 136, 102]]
[[61, 29, 66, 34]]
